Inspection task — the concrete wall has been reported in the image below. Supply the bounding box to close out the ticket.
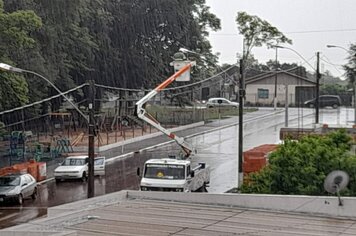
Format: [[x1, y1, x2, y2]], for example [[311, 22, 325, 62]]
[[128, 191, 356, 219]]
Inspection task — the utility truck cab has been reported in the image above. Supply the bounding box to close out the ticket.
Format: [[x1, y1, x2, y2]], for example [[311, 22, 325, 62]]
[[139, 158, 210, 192]]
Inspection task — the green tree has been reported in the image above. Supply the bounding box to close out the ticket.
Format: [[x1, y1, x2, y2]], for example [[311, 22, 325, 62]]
[[0, 0, 42, 110], [236, 11, 292, 61], [242, 130, 356, 196], [343, 43, 356, 85], [2, 0, 220, 113]]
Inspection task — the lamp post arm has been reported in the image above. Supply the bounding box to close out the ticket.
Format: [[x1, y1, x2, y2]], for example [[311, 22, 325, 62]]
[[274, 46, 316, 72], [23, 69, 89, 122], [0, 64, 89, 123]]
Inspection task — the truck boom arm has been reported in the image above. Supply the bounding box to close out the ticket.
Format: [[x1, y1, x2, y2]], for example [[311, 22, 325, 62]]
[[135, 62, 195, 158]]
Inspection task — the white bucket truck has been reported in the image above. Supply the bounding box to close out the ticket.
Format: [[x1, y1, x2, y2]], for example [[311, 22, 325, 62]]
[[138, 158, 210, 192], [135, 58, 210, 192]]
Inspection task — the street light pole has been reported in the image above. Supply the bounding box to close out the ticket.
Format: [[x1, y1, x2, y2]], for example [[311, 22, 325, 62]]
[[0, 63, 95, 198], [87, 80, 95, 198], [238, 59, 245, 188], [274, 47, 278, 110], [0, 63, 88, 121], [316, 52, 321, 124], [273, 46, 319, 124], [326, 45, 356, 125]]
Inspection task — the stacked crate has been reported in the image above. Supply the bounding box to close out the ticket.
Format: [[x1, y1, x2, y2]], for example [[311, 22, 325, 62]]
[[243, 144, 278, 174], [0, 160, 46, 181]]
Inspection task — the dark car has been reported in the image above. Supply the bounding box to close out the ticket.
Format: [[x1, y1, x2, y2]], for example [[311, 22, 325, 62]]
[[0, 174, 38, 205], [304, 95, 341, 109]]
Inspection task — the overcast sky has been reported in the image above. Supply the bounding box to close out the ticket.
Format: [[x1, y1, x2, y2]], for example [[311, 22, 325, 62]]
[[205, 0, 356, 79]]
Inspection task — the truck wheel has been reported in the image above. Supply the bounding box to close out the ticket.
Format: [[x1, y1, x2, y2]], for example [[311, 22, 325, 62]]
[[197, 186, 208, 192]]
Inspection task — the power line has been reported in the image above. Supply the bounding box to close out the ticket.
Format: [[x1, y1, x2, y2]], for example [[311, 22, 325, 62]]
[[320, 56, 343, 76], [210, 28, 356, 37], [0, 83, 88, 116], [1, 64, 238, 118], [2, 99, 87, 129], [94, 64, 238, 92]]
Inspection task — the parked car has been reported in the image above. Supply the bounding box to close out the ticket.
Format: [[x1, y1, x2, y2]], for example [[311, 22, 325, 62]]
[[54, 156, 106, 182], [304, 95, 341, 109], [94, 156, 106, 176], [0, 174, 38, 205], [206, 98, 239, 108]]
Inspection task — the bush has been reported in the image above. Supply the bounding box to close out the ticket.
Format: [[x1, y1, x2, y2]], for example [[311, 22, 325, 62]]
[[242, 129, 356, 196]]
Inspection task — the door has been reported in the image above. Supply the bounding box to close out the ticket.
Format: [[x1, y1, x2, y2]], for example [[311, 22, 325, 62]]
[[94, 157, 106, 176], [21, 175, 32, 198], [295, 86, 315, 106]]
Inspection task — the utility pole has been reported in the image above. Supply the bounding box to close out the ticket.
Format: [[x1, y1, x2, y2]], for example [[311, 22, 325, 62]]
[[87, 80, 95, 198], [315, 52, 321, 124], [354, 81, 356, 125], [274, 47, 278, 110], [285, 83, 288, 127], [238, 59, 245, 188]]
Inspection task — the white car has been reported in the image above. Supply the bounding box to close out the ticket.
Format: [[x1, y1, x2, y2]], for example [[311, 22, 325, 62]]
[[54, 156, 106, 182], [94, 156, 106, 176], [206, 98, 239, 108]]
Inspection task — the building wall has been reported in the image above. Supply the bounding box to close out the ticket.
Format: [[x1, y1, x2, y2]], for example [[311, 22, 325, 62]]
[[245, 73, 315, 106]]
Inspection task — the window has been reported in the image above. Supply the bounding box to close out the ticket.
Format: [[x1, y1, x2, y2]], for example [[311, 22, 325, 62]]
[[0, 176, 20, 186], [23, 175, 31, 184], [63, 158, 86, 166], [95, 158, 104, 165], [144, 164, 185, 179], [258, 89, 269, 99]]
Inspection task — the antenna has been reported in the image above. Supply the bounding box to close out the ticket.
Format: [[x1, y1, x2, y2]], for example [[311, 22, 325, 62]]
[[324, 170, 349, 206]]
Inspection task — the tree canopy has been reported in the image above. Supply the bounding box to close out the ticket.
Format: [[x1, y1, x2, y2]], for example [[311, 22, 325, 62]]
[[0, 0, 42, 110], [235, 11, 292, 61], [0, 0, 220, 112], [343, 43, 356, 85]]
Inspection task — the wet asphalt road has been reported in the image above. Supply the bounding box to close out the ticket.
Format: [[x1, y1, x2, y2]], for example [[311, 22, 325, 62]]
[[0, 107, 352, 229]]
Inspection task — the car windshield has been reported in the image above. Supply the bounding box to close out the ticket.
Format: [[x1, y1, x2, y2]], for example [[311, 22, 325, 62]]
[[0, 176, 20, 186], [144, 164, 185, 180], [62, 158, 86, 166]]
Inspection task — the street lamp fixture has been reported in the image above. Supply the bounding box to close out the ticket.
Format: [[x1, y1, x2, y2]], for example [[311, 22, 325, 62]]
[[179, 48, 200, 55], [326, 45, 349, 52], [0, 62, 96, 198]]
